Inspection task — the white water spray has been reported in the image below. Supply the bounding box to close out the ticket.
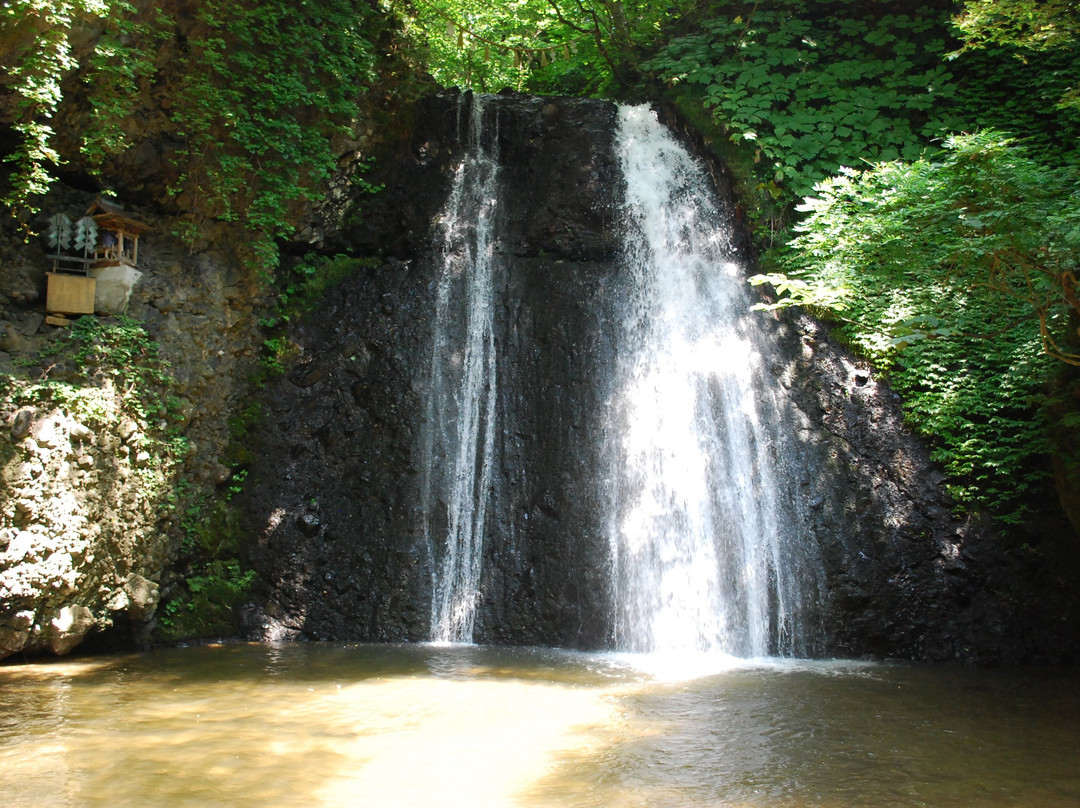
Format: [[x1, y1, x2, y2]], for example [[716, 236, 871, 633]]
[[608, 105, 816, 658], [422, 95, 500, 643]]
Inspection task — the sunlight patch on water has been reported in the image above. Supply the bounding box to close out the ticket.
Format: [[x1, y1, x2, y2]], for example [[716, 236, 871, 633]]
[[317, 677, 622, 807], [0, 646, 636, 808], [0, 658, 116, 679]]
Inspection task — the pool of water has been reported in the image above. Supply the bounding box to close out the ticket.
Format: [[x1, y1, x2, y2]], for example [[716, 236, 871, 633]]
[[1, 643, 1077, 806]]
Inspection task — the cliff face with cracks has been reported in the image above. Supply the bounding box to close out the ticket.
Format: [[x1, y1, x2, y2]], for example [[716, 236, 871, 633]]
[[240, 93, 623, 645], [757, 311, 1080, 664], [0, 4, 407, 657], [0, 212, 267, 659], [238, 92, 1080, 663]]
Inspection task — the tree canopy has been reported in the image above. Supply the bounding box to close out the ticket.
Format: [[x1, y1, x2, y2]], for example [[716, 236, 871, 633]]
[[390, 0, 696, 93]]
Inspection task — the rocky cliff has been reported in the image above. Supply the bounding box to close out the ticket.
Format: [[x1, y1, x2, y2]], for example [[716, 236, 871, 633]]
[[2, 80, 1077, 662], [0, 210, 267, 658], [239, 93, 623, 646], [0, 0, 426, 659], [237, 92, 1080, 663]]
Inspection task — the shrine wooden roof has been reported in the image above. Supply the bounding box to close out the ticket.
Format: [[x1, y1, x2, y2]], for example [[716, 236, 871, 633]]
[[86, 198, 151, 234]]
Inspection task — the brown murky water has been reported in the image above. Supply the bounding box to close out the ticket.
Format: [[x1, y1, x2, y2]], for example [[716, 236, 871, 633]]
[[1, 643, 1077, 807]]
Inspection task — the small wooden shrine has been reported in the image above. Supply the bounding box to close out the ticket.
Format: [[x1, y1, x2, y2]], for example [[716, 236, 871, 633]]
[[86, 198, 150, 268], [44, 199, 150, 321]]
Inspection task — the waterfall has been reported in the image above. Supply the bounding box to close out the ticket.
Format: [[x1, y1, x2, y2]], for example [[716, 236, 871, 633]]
[[418, 97, 820, 654], [608, 105, 819, 658], [422, 95, 500, 643]]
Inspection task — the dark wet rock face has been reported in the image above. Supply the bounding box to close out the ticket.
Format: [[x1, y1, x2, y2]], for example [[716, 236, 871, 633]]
[[759, 313, 1079, 665], [240, 92, 1080, 663], [242, 94, 622, 646], [242, 258, 432, 642]]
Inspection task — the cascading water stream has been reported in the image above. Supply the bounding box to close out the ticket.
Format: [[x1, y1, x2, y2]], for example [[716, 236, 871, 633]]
[[608, 104, 818, 658], [422, 95, 500, 644], [418, 97, 819, 654]]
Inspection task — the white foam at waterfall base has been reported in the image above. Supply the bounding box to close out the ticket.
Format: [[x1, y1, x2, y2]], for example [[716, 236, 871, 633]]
[[608, 104, 818, 660]]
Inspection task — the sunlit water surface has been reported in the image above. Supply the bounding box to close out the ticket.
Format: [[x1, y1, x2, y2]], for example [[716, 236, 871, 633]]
[[1, 643, 1077, 807]]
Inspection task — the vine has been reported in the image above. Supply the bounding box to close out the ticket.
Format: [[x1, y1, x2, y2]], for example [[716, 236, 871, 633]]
[[1, 0, 123, 215], [166, 0, 380, 268], [3, 0, 385, 272], [79, 3, 171, 170], [643, 3, 966, 201]]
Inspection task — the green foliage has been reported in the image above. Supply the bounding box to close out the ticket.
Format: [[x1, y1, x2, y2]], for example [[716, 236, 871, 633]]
[[643, 2, 966, 201], [0, 0, 124, 214], [156, 476, 256, 641], [227, 401, 264, 443], [948, 45, 1080, 163], [393, 0, 688, 93], [256, 253, 377, 378], [2, 315, 189, 547], [953, 0, 1080, 110], [167, 0, 380, 267], [890, 332, 1053, 516], [755, 131, 1080, 519], [259, 335, 300, 377], [396, 0, 565, 91], [272, 253, 378, 322], [157, 557, 256, 640], [59, 314, 167, 379], [3, 0, 385, 270], [954, 0, 1080, 53], [8, 315, 187, 460], [55, 315, 183, 428], [79, 3, 170, 169]]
